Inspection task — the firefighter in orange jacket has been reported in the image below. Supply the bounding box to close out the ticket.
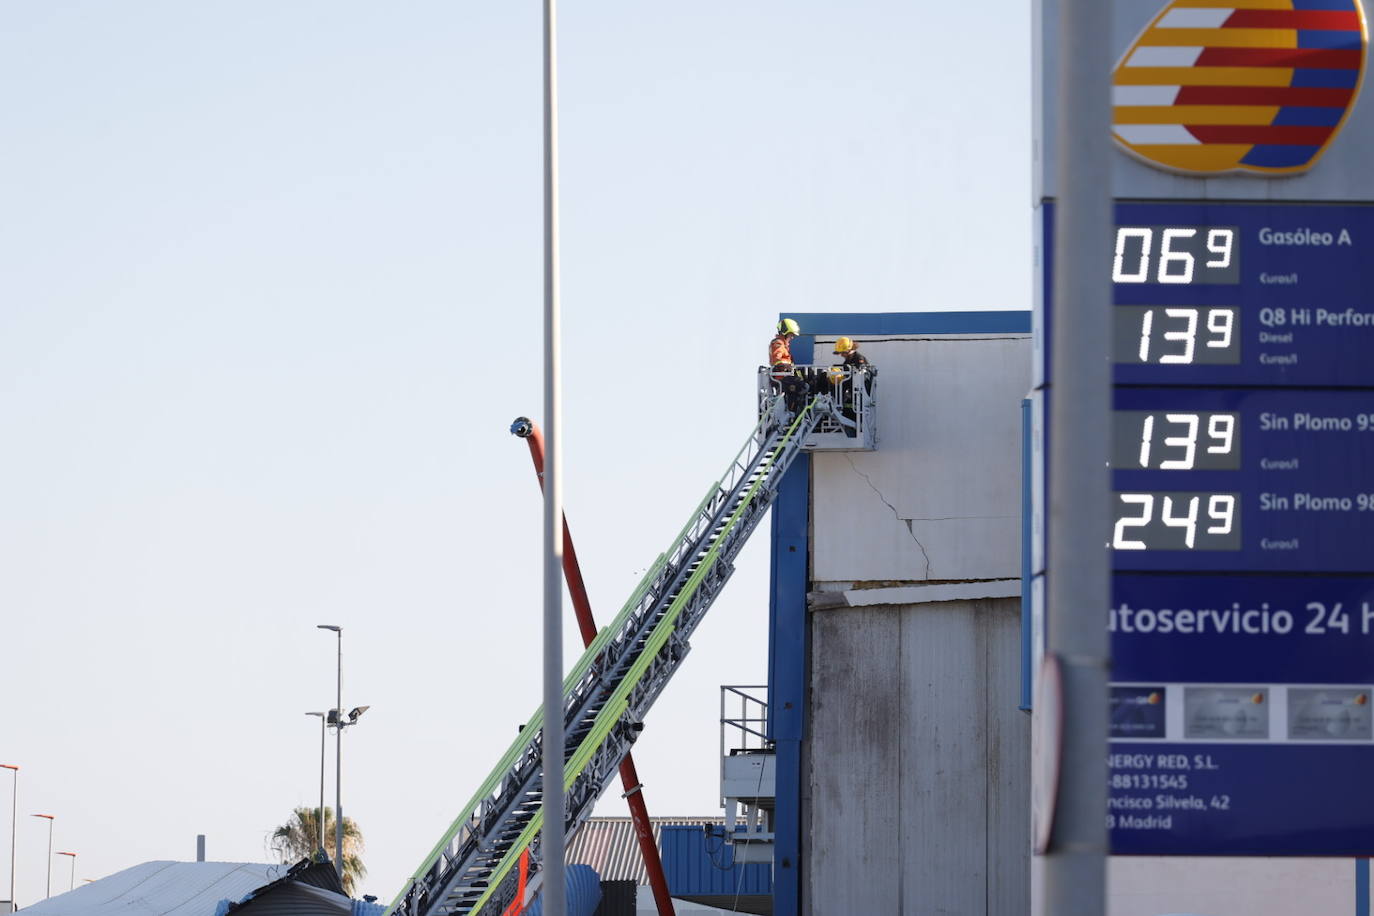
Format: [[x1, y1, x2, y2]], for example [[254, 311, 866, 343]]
[[770, 319, 799, 369], [769, 319, 807, 413]]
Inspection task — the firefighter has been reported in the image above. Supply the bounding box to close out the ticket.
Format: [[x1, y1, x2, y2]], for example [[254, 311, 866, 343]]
[[770, 319, 799, 368], [769, 319, 807, 413], [830, 336, 874, 436], [832, 336, 870, 371]]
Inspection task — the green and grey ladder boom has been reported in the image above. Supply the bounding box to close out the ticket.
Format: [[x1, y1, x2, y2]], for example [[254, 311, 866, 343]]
[[386, 367, 876, 916]]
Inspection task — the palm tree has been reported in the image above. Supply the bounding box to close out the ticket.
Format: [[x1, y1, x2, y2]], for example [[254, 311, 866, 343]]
[[270, 807, 367, 895]]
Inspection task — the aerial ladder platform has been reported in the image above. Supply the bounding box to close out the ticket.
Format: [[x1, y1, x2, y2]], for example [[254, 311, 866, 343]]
[[386, 366, 875, 916]]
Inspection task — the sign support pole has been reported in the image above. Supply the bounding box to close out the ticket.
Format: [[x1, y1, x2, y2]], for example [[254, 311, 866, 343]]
[[1043, 0, 1111, 910]]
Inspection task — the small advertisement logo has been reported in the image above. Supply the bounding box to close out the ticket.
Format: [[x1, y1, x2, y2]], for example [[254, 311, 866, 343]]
[[1110, 685, 1167, 738], [1112, 0, 1368, 175]]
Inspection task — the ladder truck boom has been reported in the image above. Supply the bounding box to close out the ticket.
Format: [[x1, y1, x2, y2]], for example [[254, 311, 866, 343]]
[[388, 371, 874, 916]]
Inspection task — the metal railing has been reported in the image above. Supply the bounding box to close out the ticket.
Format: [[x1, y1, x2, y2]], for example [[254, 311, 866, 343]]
[[719, 686, 770, 808], [756, 364, 876, 447]]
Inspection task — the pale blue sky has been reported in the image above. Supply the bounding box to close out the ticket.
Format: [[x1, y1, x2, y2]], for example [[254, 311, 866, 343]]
[[0, 2, 1030, 900]]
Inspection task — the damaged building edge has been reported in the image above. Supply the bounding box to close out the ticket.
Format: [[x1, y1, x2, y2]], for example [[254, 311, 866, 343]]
[[808, 580, 1023, 610]]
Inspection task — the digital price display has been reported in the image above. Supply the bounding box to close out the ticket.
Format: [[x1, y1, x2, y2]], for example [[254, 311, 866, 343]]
[[1113, 411, 1240, 471], [1111, 492, 1241, 553], [1111, 225, 1240, 286], [1113, 307, 1240, 367], [1109, 388, 1374, 572], [1038, 202, 1374, 387]]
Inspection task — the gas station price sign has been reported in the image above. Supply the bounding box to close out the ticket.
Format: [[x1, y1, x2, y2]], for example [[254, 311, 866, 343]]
[[1031, 0, 1374, 863], [1039, 201, 1374, 388], [1035, 199, 1374, 856]]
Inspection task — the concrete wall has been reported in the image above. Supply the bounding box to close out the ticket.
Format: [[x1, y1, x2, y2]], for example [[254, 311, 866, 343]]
[[802, 330, 1033, 915], [811, 334, 1030, 584], [805, 598, 1029, 916]]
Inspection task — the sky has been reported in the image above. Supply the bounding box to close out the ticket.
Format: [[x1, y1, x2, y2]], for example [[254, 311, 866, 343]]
[[0, 1, 1030, 903]]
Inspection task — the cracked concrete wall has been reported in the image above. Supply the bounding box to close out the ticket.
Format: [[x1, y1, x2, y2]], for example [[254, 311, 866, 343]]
[[811, 334, 1031, 584]]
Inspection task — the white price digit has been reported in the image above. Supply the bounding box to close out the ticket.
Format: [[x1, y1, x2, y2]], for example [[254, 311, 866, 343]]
[[1139, 309, 1155, 361], [1159, 228, 1198, 283], [1162, 495, 1200, 548], [1206, 309, 1235, 350], [1160, 308, 1198, 364], [1161, 413, 1200, 470], [1207, 495, 1236, 535], [1138, 415, 1155, 468], [1207, 415, 1236, 456], [1113, 494, 1154, 550], [1114, 228, 1153, 284], [1206, 229, 1234, 268]]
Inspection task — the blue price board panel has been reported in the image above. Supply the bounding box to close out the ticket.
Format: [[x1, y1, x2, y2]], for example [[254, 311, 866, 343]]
[[1108, 574, 1374, 855], [1036, 195, 1374, 856], [1039, 201, 1374, 387], [1110, 388, 1374, 572], [1108, 744, 1374, 856], [1113, 574, 1374, 685]]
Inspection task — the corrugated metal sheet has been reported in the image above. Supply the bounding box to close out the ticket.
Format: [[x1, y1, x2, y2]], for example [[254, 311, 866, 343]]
[[565, 816, 724, 884], [225, 882, 351, 916], [226, 858, 347, 916], [523, 865, 600, 916], [17, 861, 288, 916], [659, 825, 771, 896]]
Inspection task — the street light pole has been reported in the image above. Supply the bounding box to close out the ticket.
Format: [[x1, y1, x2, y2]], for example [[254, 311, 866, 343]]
[[56, 853, 75, 892], [541, 0, 566, 912], [30, 815, 53, 899], [305, 712, 327, 855], [1, 765, 16, 908], [317, 625, 344, 884]]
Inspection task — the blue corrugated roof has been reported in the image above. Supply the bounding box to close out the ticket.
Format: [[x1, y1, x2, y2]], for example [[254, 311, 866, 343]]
[[524, 865, 601, 916], [659, 825, 772, 896]]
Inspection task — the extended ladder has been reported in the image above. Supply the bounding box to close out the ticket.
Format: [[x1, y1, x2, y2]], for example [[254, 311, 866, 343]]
[[386, 394, 834, 916]]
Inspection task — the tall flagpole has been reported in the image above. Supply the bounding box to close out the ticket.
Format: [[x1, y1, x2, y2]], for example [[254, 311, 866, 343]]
[[541, 0, 567, 912]]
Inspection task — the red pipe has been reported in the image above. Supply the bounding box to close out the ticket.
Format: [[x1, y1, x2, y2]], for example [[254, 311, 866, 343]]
[[512, 418, 676, 916]]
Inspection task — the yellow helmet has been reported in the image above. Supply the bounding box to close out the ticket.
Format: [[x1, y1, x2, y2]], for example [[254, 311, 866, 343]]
[[777, 318, 800, 336], [833, 336, 856, 354]]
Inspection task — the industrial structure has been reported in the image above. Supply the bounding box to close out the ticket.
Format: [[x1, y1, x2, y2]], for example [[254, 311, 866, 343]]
[[765, 313, 1032, 914]]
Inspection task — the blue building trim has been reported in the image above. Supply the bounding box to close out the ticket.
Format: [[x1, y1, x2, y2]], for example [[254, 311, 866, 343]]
[[1020, 397, 1034, 712], [1358, 858, 1369, 916], [767, 312, 1030, 915], [768, 332, 812, 916], [779, 310, 1030, 336]]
